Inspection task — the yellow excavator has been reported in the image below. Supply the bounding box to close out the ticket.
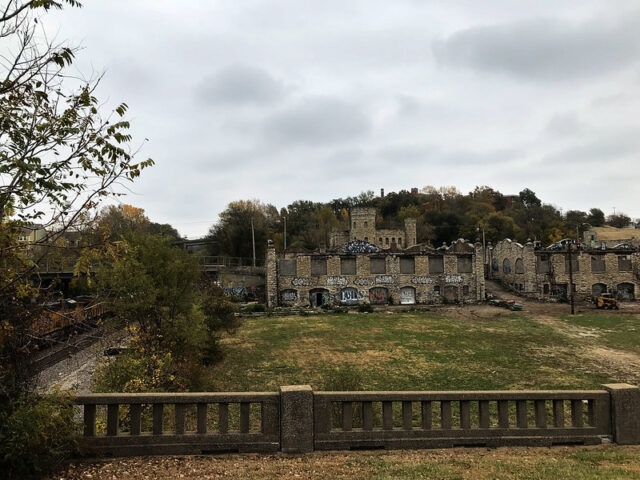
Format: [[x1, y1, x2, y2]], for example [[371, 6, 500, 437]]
[[593, 293, 619, 310]]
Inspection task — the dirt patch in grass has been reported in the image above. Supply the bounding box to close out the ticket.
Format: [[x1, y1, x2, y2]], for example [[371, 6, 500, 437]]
[[586, 346, 640, 385]]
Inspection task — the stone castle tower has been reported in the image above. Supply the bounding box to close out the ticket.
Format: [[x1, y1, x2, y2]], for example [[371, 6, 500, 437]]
[[328, 207, 418, 249]]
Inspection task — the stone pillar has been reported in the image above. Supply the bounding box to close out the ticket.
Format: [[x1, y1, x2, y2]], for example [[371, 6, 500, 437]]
[[404, 218, 417, 248], [603, 383, 640, 444], [280, 385, 314, 453], [265, 241, 278, 307], [475, 242, 485, 301]]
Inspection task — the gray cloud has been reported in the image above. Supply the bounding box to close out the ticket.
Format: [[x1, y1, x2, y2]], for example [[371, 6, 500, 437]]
[[540, 130, 640, 165], [264, 96, 371, 146], [544, 113, 587, 137], [195, 64, 287, 105], [433, 14, 640, 81]]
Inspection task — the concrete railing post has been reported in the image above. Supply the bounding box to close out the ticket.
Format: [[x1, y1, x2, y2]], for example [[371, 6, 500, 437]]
[[603, 383, 640, 444], [280, 385, 314, 453]]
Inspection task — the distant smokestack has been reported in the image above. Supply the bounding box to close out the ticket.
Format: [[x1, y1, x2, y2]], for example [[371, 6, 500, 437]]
[[380, 188, 384, 198]]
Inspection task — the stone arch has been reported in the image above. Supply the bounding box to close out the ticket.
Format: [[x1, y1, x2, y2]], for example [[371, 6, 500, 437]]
[[503, 258, 511, 274], [591, 283, 607, 298], [444, 285, 458, 303], [617, 283, 635, 301], [399, 286, 416, 305], [369, 287, 389, 305], [340, 287, 359, 305], [491, 259, 499, 272], [309, 288, 331, 307], [515, 258, 524, 274]]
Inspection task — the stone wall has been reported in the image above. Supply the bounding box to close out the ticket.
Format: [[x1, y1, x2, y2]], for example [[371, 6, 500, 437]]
[[490, 239, 640, 301], [266, 242, 278, 307], [269, 240, 484, 308]]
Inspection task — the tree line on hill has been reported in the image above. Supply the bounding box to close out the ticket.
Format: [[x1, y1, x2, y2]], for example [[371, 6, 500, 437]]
[[206, 186, 634, 261]]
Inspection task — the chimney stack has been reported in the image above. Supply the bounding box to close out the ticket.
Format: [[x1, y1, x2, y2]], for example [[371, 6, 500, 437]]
[[380, 188, 385, 198]]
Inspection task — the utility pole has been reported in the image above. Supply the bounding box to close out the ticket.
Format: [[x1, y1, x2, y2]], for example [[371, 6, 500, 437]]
[[567, 242, 575, 315], [283, 216, 287, 251], [251, 217, 256, 268]]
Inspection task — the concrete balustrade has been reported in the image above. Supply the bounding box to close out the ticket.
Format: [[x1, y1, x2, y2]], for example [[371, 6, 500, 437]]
[[74, 384, 640, 456]]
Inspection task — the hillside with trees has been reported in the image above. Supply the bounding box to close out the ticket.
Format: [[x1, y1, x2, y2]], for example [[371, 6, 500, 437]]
[[206, 186, 634, 257]]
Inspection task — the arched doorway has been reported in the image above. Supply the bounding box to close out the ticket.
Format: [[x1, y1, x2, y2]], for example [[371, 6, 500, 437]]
[[444, 286, 458, 303], [369, 287, 389, 305], [617, 283, 635, 301], [309, 288, 331, 307], [340, 287, 359, 305], [399, 286, 416, 305], [591, 283, 607, 298]]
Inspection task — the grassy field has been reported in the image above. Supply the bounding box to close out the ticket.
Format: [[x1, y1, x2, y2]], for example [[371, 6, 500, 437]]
[[205, 308, 639, 392], [56, 445, 640, 479], [560, 313, 640, 356]]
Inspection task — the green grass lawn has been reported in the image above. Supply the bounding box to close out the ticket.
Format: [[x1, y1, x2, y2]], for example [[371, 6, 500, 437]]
[[205, 311, 621, 392], [560, 313, 640, 355]]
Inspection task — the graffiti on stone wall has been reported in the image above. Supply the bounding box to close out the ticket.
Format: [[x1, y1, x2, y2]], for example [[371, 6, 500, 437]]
[[280, 289, 298, 303], [291, 277, 312, 286], [224, 286, 246, 297], [353, 277, 373, 286], [322, 291, 333, 305], [445, 275, 462, 283], [375, 275, 395, 284], [343, 240, 380, 254], [326, 276, 348, 286], [399, 286, 416, 304], [411, 276, 433, 284], [369, 287, 389, 304], [340, 287, 361, 304]]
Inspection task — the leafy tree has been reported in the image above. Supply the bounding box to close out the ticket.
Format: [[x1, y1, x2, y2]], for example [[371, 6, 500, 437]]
[[587, 208, 605, 227], [95, 234, 239, 390], [0, 1, 152, 477], [564, 210, 588, 237], [92, 204, 180, 242], [206, 200, 276, 260], [607, 213, 631, 229]]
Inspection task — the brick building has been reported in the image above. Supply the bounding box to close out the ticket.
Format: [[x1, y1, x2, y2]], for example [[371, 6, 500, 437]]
[[489, 239, 639, 301], [266, 209, 484, 308]]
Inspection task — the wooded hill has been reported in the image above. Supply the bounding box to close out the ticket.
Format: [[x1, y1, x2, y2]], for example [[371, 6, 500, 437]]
[[205, 186, 634, 261]]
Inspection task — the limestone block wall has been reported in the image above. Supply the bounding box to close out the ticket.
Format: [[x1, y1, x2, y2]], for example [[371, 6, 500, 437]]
[[533, 251, 640, 301], [266, 243, 278, 307], [404, 218, 417, 248], [490, 239, 640, 301], [273, 244, 482, 308], [489, 239, 536, 295]]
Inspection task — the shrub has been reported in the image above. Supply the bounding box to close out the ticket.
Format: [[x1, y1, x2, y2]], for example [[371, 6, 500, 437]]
[[0, 390, 76, 479], [243, 303, 266, 313], [358, 303, 374, 313]]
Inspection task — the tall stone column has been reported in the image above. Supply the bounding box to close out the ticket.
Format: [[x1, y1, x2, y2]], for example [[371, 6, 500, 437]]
[[265, 241, 278, 307]]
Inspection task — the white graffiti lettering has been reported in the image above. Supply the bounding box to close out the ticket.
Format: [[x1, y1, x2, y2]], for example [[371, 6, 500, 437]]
[[375, 275, 395, 285], [326, 276, 348, 286], [291, 277, 312, 287], [411, 276, 433, 284], [353, 277, 373, 286], [445, 275, 463, 283]]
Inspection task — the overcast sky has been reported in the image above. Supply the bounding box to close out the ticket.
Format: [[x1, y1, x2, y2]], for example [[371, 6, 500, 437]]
[[46, 0, 640, 238]]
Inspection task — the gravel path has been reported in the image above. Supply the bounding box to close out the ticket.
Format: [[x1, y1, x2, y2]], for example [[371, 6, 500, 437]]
[[36, 330, 128, 394]]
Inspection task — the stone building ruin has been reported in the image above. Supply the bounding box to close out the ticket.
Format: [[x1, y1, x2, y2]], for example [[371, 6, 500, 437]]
[[266, 209, 484, 308], [489, 239, 640, 302]]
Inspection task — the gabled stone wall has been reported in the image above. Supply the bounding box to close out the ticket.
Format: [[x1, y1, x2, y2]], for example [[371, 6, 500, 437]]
[[268, 240, 484, 308], [490, 239, 640, 301]]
